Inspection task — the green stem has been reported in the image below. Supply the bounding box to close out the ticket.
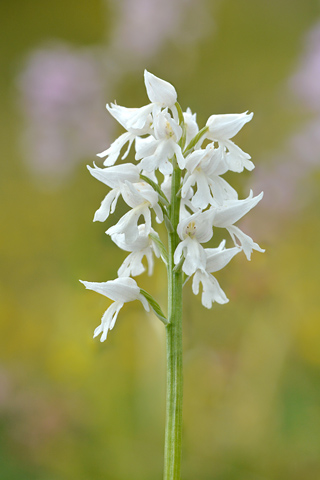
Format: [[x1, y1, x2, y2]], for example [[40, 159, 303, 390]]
[[163, 163, 183, 480]]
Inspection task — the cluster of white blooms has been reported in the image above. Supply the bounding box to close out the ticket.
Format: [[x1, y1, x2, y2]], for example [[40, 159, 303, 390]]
[[81, 70, 264, 341]]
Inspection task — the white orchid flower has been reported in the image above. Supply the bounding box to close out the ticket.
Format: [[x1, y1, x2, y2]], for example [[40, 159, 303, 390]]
[[205, 111, 254, 172], [111, 225, 161, 277], [96, 71, 178, 167], [192, 241, 241, 308], [87, 163, 141, 222], [182, 144, 237, 209], [222, 141, 255, 172], [192, 270, 229, 306], [174, 209, 215, 276], [211, 190, 264, 258], [80, 277, 149, 342], [136, 110, 184, 173], [106, 181, 163, 243], [97, 102, 153, 167]]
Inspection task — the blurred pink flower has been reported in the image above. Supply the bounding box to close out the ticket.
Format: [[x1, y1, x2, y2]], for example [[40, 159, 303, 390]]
[[290, 22, 320, 111], [245, 24, 320, 241], [17, 44, 110, 182], [108, 0, 212, 60], [17, 1, 216, 185]]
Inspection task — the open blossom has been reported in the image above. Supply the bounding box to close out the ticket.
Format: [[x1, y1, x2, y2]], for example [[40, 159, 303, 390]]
[[81, 70, 264, 341], [192, 242, 240, 307], [96, 103, 154, 166], [211, 190, 265, 259], [80, 277, 149, 342], [205, 111, 254, 172], [174, 209, 215, 276], [182, 144, 237, 209], [136, 110, 184, 173], [111, 225, 161, 277], [97, 70, 177, 167], [106, 181, 163, 243], [87, 163, 141, 222]]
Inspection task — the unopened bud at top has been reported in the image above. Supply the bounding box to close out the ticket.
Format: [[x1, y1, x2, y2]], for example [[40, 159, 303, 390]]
[[144, 70, 177, 108]]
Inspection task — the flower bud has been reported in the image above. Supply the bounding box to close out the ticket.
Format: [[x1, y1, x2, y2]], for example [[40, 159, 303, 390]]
[[206, 111, 253, 140], [144, 70, 177, 107]]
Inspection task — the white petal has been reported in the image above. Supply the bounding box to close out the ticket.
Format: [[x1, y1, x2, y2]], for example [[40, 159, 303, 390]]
[[106, 103, 153, 133], [117, 252, 146, 277], [120, 181, 146, 208], [192, 270, 228, 308], [206, 111, 253, 141], [144, 70, 177, 107], [161, 175, 172, 200], [172, 142, 185, 169], [191, 172, 213, 209], [207, 176, 238, 206], [139, 140, 174, 175], [205, 246, 240, 273], [111, 227, 150, 252], [97, 132, 135, 166], [180, 237, 207, 276], [87, 163, 140, 188], [174, 240, 185, 265], [183, 108, 199, 145], [138, 293, 150, 312], [194, 209, 215, 243], [177, 209, 214, 243], [213, 191, 263, 228], [106, 207, 142, 243], [184, 149, 205, 172], [181, 173, 195, 199], [227, 225, 265, 260], [93, 188, 121, 222], [153, 111, 181, 141], [80, 277, 140, 303], [94, 301, 124, 342], [224, 140, 254, 172], [135, 136, 157, 160], [145, 248, 155, 275]]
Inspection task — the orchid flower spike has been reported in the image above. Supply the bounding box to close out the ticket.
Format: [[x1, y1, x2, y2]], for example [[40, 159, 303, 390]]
[[81, 69, 264, 342]]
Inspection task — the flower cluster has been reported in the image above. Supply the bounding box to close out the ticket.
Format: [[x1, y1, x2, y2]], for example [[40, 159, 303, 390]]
[[81, 70, 264, 341]]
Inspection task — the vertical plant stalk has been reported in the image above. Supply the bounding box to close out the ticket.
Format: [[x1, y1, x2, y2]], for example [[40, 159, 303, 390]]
[[164, 161, 183, 480]]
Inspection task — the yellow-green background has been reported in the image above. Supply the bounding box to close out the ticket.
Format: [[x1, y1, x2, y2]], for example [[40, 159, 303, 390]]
[[1, 0, 320, 479]]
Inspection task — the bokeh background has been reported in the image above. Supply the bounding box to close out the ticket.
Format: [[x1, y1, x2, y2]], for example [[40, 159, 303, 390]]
[[1, 0, 320, 479]]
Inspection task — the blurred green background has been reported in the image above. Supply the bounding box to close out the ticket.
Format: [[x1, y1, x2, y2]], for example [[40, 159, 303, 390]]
[[1, 0, 320, 479]]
